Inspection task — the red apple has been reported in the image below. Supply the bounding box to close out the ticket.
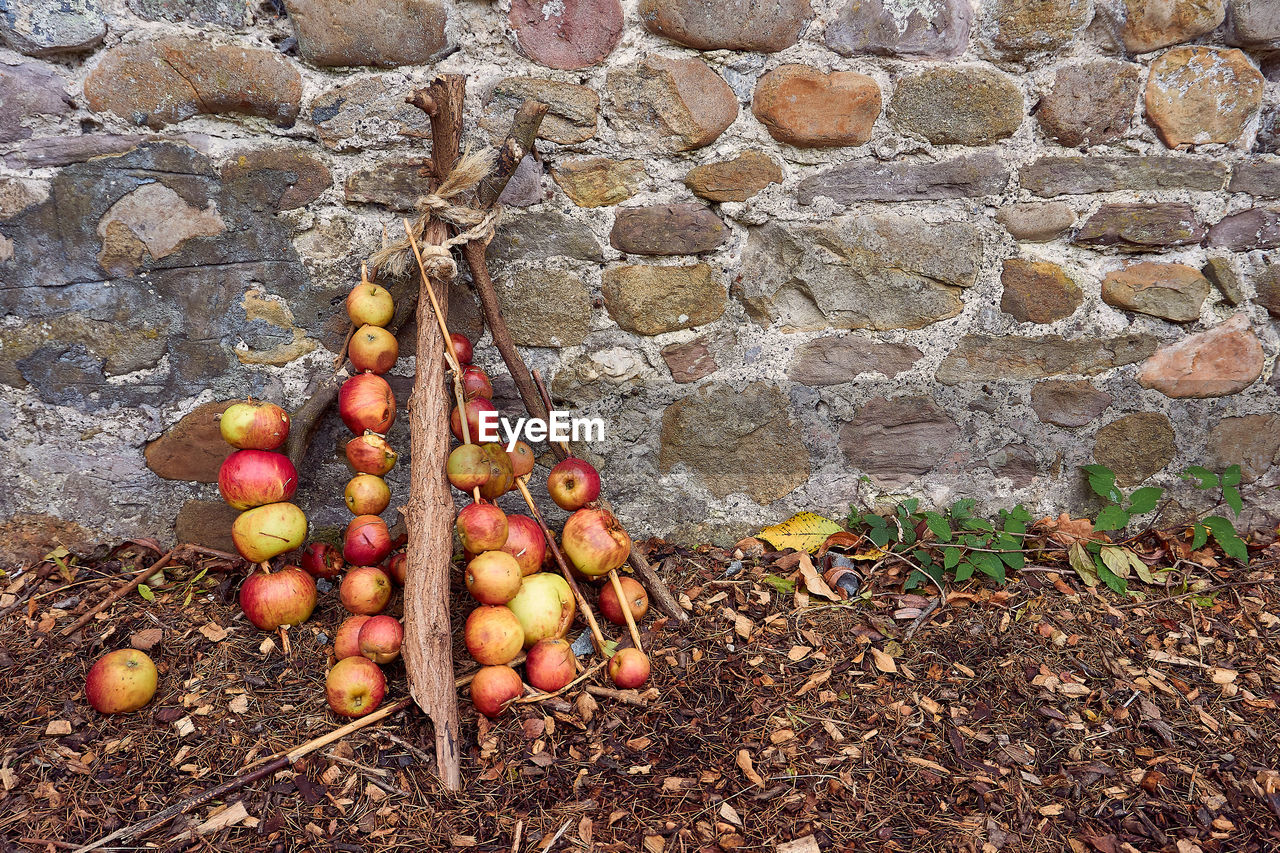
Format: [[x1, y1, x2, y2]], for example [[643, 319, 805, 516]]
[[478, 442, 515, 501], [218, 449, 298, 511], [85, 649, 157, 714], [447, 444, 491, 491], [344, 474, 390, 516], [339, 373, 395, 436], [220, 400, 290, 451], [301, 542, 344, 579], [456, 502, 507, 553], [231, 502, 308, 563], [347, 282, 394, 327], [562, 508, 630, 577], [502, 515, 546, 577], [358, 615, 404, 664], [507, 572, 575, 648], [470, 665, 522, 718], [508, 441, 535, 478], [383, 551, 407, 585], [344, 515, 392, 567], [608, 648, 650, 689], [326, 656, 386, 718], [239, 565, 317, 630], [525, 638, 577, 693], [346, 433, 398, 476], [349, 324, 398, 374], [340, 566, 392, 615], [460, 366, 493, 401], [546, 457, 600, 511], [465, 551, 523, 605], [334, 615, 371, 660], [451, 398, 497, 443], [599, 576, 649, 626], [449, 333, 473, 366], [464, 605, 524, 665]]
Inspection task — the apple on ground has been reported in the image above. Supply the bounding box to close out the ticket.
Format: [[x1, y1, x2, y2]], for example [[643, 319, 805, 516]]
[[300, 542, 343, 579], [599, 576, 649, 626], [239, 565, 317, 630], [334, 615, 371, 660], [507, 573, 575, 648], [220, 400, 290, 451], [340, 566, 392, 615], [231, 502, 308, 563], [470, 665, 522, 718], [608, 647, 650, 689], [85, 649, 158, 714], [326, 656, 386, 717], [358, 615, 404, 664], [525, 638, 577, 693], [383, 552, 407, 585], [465, 551, 523, 605], [464, 605, 524, 666]]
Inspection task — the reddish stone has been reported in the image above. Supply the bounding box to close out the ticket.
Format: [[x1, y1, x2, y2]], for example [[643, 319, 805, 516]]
[[1116, 0, 1224, 53], [221, 147, 332, 211], [84, 37, 302, 129], [639, 0, 811, 52], [1036, 60, 1140, 148], [610, 204, 727, 256], [1073, 203, 1205, 252], [144, 400, 235, 482], [684, 152, 782, 203], [788, 336, 922, 385], [1137, 314, 1264, 398], [1145, 47, 1264, 148], [1030, 380, 1113, 427], [661, 337, 720, 383], [752, 65, 881, 148], [509, 0, 623, 70], [839, 396, 961, 488], [826, 0, 971, 59], [1000, 259, 1083, 324], [1101, 262, 1209, 323], [1206, 208, 1280, 250], [0, 62, 72, 144]]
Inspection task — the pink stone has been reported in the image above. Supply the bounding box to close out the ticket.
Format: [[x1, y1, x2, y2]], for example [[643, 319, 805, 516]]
[[509, 0, 623, 70], [1136, 314, 1264, 398]]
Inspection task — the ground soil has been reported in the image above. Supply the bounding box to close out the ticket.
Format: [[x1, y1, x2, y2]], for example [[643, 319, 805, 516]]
[[1, 538, 1277, 853]]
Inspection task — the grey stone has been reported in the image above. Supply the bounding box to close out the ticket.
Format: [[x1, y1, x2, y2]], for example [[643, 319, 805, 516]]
[[311, 77, 432, 152], [990, 444, 1039, 488], [826, 0, 971, 59], [1226, 0, 1280, 45], [890, 66, 1024, 145], [221, 147, 332, 211], [283, 0, 450, 67], [497, 268, 592, 348], [839, 396, 961, 488], [487, 209, 604, 265], [738, 215, 983, 332], [1207, 414, 1280, 482], [1093, 412, 1176, 486], [343, 159, 434, 211], [1255, 260, 1280, 317], [1207, 208, 1280, 250], [797, 152, 1009, 204], [996, 202, 1075, 241], [0, 61, 72, 144], [936, 334, 1158, 383], [1035, 60, 1140, 148], [787, 335, 922, 385], [1228, 160, 1280, 197], [127, 0, 245, 26], [639, 0, 812, 52], [1020, 156, 1228, 197], [497, 154, 548, 208], [601, 264, 726, 335], [0, 0, 105, 56], [0, 177, 47, 219], [3, 134, 152, 169], [1073, 203, 1205, 251], [484, 78, 599, 146], [1101, 262, 1210, 323], [1257, 106, 1280, 153], [1030, 380, 1113, 427], [660, 382, 810, 502], [610, 204, 726, 256], [1203, 256, 1246, 305], [606, 55, 738, 151]]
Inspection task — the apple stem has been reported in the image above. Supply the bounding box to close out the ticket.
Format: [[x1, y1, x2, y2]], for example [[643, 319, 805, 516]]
[[513, 476, 611, 656], [607, 569, 645, 653], [259, 561, 271, 574]]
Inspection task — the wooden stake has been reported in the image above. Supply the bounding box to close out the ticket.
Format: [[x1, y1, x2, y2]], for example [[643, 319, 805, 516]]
[[513, 476, 610, 655], [607, 569, 644, 652]]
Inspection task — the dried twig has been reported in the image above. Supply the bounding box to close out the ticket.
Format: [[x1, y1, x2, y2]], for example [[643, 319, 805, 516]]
[[59, 547, 180, 638]]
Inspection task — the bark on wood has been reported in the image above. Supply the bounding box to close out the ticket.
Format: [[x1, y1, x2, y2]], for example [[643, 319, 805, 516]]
[[401, 73, 466, 792]]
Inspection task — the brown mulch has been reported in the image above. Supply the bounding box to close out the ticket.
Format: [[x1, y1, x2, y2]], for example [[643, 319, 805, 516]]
[[1, 540, 1278, 853]]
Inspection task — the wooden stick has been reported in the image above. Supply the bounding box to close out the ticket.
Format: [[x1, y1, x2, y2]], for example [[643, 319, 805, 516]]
[[584, 684, 648, 706], [59, 548, 179, 638], [513, 476, 610, 655], [400, 73, 466, 794], [607, 569, 644, 652]]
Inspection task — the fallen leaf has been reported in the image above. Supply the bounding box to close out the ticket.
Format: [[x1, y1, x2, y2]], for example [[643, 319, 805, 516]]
[[757, 512, 844, 554], [777, 837, 822, 853], [719, 802, 742, 826], [228, 694, 250, 714], [130, 628, 163, 651], [199, 623, 228, 642], [736, 749, 764, 787], [798, 553, 839, 601], [644, 835, 665, 853], [869, 647, 897, 674]]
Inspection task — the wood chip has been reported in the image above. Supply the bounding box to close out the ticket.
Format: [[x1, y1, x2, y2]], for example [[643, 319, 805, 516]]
[[173, 716, 195, 737], [45, 719, 72, 736], [777, 837, 821, 853], [719, 802, 742, 826], [193, 801, 253, 836], [228, 694, 250, 714], [199, 623, 228, 642], [736, 749, 764, 787]]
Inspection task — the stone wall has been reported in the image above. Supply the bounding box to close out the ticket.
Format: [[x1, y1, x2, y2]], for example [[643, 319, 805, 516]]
[[2, 0, 1279, 563]]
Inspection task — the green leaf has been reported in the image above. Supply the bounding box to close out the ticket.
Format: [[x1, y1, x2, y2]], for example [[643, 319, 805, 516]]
[[912, 549, 935, 568], [921, 511, 953, 543], [1094, 554, 1128, 595], [1094, 505, 1131, 532], [1203, 516, 1248, 564], [867, 527, 893, 548], [943, 547, 962, 571], [1223, 485, 1243, 518], [762, 574, 796, 595], [1182, 466, 1219, 490], [949, 498, 976, 520], [1126, 486, 1162, 515], [137, 584, 155, 602], [1000, 550, 1026, 571], [954, 560, 976, 582], [1081, 464, 1121, 502], [1099, 545, 1132, 580], [1190, 523, 1208, 551], [1069, 542, 1098, 587], [1220, 465, 1242, 487], [973, 552, 1006, 583], [960, 518, 994, 533]]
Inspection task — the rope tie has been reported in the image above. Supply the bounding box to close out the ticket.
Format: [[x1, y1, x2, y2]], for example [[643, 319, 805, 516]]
[[369, 148, 501, 281]]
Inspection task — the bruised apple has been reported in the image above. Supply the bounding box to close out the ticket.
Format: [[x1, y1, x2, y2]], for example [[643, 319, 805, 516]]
[[339, 374, 395, 436], [239, 564, 316, 630], [349, 325, 398, 374], [501, 515, 546, 577], [508, 441, 535, 478], [561, 508, 630, 577], [456, 502, 507, 553], [344, 515, 392, 567], [344, 474, 390, 516], [450, 398, 496, 443], [358, 615, 403, 664], [232, 502, 307, 563], [301, 542, 344, 580], [346, 434, 397, 476], [220, 401, 290, 451], [470, 665, 521, 718], [478, 442, 515, 500], [383, 551, 407, 585], [460, 366, 493, 401], [446, 444, 490, 491], [464, 605, 524, 666]]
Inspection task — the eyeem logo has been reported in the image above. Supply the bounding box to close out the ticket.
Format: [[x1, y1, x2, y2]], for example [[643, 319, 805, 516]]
[[477, 410, 605, 452]]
